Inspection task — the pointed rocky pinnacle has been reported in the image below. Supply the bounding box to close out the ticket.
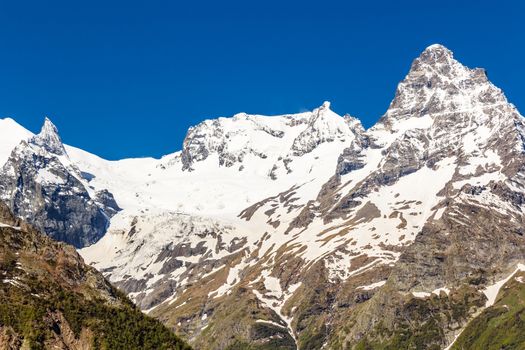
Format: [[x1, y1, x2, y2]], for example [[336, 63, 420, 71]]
[[29, 117, 67, 155]]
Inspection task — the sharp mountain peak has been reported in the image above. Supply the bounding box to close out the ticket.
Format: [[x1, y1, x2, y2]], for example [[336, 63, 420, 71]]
[[29, 116, 66, 156]]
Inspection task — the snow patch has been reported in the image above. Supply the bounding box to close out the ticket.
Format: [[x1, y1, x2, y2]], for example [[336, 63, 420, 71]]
[[0, 223, 21, 230], [483, 263, 525, 307], [356, 280, 386, 291]]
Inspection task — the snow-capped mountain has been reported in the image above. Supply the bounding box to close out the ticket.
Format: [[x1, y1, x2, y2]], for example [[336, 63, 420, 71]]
[[0, 118, 119, 247], [1, 44, 525, 349]]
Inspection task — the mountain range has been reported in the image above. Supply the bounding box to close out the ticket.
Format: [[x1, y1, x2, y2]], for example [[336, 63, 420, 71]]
[[1, 44, 525, 349]]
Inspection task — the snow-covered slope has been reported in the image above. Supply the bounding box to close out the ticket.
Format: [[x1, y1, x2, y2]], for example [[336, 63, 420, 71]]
[[0, 117, 33, 165], [76, 103, 364, 317], [67, 102, 359, 217]]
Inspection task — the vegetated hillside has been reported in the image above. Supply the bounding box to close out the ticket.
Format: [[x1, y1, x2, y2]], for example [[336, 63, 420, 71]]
[[0, 202, 190, 350], [450, 268, 525, 350]]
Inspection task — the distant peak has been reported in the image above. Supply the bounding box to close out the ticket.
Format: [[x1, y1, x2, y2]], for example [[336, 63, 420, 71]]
[[29, 117, 66, 155], [321, 101, 331, 109], [0, 117, 17, 124], [379, 43, 506, 127], [424, 43, 449, 52], [401, 44, 462, 83], [42, 116, 58, 134], [417, 43, 454, 64]]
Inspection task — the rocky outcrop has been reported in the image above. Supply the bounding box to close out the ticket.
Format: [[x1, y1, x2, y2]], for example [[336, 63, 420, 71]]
[[324, 44, 525, 349]]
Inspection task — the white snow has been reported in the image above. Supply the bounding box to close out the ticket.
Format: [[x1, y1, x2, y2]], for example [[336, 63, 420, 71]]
[[483, 263, 525, 307], [255, 319, 287, 328], [432, 287, 451, 296], [0, 118, 33, 166], [2, 278, 23, 288], [36, 168, 64, 184], [251, 270, 301, 346], [356, 280, 387, 291], [412, 286, 453, 299], [433, 206, 446, 220], [210, 254, 249, 298], [0, 223, 21, 230], [412, 291, 431, 298]]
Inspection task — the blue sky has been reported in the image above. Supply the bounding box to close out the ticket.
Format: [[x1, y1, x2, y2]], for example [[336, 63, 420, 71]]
[[0, 0, 523, 159]]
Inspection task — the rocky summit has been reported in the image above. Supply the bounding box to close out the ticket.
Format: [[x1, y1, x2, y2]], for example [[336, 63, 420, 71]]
[[1, 44, 525, 349]]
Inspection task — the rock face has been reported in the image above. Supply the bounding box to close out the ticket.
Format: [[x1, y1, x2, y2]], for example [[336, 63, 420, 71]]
[[2, 44, 525, 349], [0, 119, 119, 248], [0, 202, 190, 349]]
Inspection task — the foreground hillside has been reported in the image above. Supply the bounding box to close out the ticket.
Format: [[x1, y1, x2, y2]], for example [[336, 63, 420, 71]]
[[0, 203, 190, 350]]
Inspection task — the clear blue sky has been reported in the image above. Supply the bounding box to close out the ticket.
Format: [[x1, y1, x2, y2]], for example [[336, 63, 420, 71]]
[[0, 0, 523, 159]]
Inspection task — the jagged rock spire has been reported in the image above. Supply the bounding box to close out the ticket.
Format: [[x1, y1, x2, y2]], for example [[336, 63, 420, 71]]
[[30, 117, 66, 155], [378, 43, 504, 126]]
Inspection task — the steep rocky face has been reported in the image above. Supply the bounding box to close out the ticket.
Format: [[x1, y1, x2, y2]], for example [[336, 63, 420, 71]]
[[0, 202, 190, 349], [0, 119, 119, 248], [324, 45, 525, 349]]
